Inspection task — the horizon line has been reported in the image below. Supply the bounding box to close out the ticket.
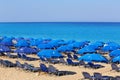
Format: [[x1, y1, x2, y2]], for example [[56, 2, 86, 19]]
[[0, 21, 120, 23]]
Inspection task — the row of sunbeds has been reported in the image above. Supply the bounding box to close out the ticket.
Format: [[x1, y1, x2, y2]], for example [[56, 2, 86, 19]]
[[40, 56, 104, 69], [0, 52, 39, 61], [0, 59, 76, 76], [82, 71, 120, 80]]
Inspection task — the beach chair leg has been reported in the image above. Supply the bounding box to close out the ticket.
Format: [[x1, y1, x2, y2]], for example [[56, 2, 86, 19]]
[[38, 72, 41, 76]]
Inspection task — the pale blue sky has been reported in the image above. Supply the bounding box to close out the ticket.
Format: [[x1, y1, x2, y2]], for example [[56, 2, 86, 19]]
[[0, 0, 120, 22]]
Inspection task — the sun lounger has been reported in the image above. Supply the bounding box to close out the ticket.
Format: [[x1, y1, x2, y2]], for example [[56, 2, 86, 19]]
[[23, 62, 40, 72], [40, 57, 48, 62], [0, 59, 4, 66], [79, 60, 85, 66], [5, 53, 17, 58], [1, 60, 16, 67], [84, 62, 103, 69], [0, 53, 5, 56], [30, 67, 41, 72], [115, 76, 120, 80], [111, 63, 120, 72], [21, 54, 38, 61], [66, 58, 79, 66], [46, 58, 59, 64], [17, 53, 22, 58], [73, 54, 78, 60], [48, 65, 76, 76], [22, 62, 32, 71], [40, 63, 48, 73], [67, 54, 73, 59], [48, 65, 66, 76], [16, 61, 24, 68], [16, 61, 40, 72], [82, 72, 94, 80], [59, 58, 66, 64], [94, 72, 113, 80]]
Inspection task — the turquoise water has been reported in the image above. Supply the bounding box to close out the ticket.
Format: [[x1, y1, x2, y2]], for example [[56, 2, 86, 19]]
[[0, 22, 120, 43]]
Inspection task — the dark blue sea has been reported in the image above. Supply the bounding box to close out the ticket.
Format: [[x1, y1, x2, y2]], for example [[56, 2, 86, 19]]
[[0, 22, 120, 43]]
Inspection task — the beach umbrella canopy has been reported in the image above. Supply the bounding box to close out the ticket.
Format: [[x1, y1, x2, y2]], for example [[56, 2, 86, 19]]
[[37, 40, 61, 49], [112, 56, 120, 63], [15, 40, 29, 47], [30, 39, 43, 46], [109, 50, 120, 57], [81, 40, 90, 45], [0, 37, 14, 46], [69, 42, 87, 49], [77, 46, 96, 55], [15, 37, 24, 41], [78, 53, 108, 62], [95, 41, 105, 44], [48, 40, 60, 48], [37, 50, 63, 58], [87, 45, 100, 50], [102, 42, 120, 52], [107, 42, 120, 47], [43, 38, 52, 41], [0, 36, 7, 40], [90, 41, 104, 47], [57, 40, 68, 45], [25, 37, 34, 41], [0, 45, 11, 52], [37, 43, 53, 49], [49, 39, 68, 47], [57, 45, 74, 52], [42, 38, 52, 44], [15, 47, 38, 54], [67, 40, 76, 44], [102, 46, 118, 52]]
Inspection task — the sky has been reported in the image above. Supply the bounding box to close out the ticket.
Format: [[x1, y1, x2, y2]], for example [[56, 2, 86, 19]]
[[0, 0, 120, 22]]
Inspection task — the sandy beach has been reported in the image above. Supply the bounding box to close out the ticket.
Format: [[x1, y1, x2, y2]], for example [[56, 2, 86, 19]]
[[1, 0, 120, 79], [0, 53, 120, 80]]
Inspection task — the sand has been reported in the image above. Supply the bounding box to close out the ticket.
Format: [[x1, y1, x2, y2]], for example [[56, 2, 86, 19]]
[[0, 54, 120, 80]]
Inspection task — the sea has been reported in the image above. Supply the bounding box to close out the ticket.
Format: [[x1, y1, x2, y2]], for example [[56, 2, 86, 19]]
[[0, 22, 120, 43]]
